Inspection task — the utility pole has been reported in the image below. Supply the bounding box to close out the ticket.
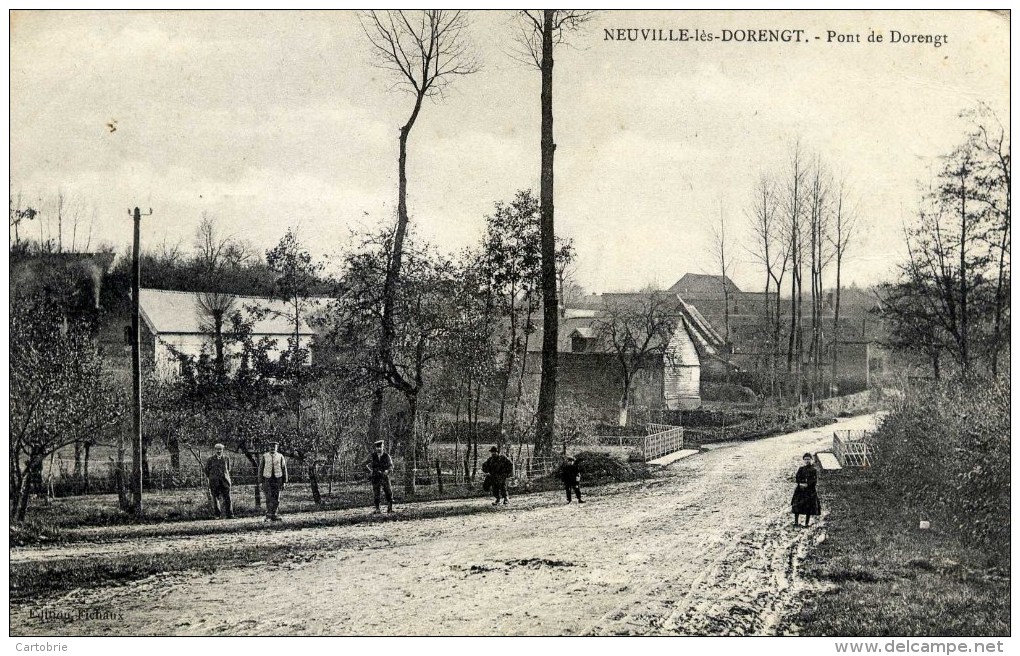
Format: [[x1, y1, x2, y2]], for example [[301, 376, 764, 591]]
[[130, 207, 152, 515]]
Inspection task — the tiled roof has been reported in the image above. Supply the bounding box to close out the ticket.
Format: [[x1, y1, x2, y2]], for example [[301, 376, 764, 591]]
[[139, 288, 322, 336]]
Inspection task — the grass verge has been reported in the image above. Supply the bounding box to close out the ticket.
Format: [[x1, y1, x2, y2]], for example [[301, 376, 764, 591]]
[[794, 468, 1009, 636]]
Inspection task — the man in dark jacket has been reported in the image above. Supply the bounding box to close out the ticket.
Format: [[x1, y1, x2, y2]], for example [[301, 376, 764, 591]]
[[482, 446, 513, 506], [365, 440, 394, 513], [560, 456, 584, 504], [204, 443, 233, 518]]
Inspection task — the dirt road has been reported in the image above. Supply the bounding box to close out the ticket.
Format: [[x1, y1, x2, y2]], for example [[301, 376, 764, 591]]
[[10, 414, 878, 636]]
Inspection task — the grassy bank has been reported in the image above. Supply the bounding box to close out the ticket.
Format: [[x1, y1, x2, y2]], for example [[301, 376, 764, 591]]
[[795, 379, 1009, 636]]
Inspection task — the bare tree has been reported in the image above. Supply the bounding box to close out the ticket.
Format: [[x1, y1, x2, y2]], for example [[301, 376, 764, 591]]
[[783, 144, 808, 401], [747, 173, 789, 399], [966, 104, 1010, 374], [828, 178, 859, 393], [711, 202, 734, 347], [196, 291, 237, 379], [360, 10, 479, 444], [593, 291, 681, 427], [515, 10, 594, 457], [806, 159, 835, 403]]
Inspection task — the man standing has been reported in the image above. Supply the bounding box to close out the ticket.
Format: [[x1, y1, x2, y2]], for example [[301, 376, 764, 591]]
[[482, 446, 513, 506], [560, 455, 584, 504], [204, 443, 233, 518], [365, 440, 394, 514], [259, 440, 288, 522]]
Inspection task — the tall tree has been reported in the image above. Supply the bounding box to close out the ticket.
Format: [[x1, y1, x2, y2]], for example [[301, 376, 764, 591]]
[[360, 10, 479, 443], [747, 173, 789, 399], [711, 202, 734, 347], [516, 9, 593, 457], [965, 105, 1010, 374], [882, 113, 1008, 378], [828, 179, 859, 392]]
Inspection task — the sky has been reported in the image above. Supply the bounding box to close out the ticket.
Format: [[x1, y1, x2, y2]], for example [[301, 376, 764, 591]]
[[9, 9, 1010, 294]]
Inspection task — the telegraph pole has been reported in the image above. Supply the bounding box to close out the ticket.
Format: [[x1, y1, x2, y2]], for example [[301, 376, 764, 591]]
[[130, 207, 152, 515]]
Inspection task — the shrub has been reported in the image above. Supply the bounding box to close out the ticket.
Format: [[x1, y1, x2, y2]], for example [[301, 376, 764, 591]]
[[571, 451, 649, 482], [875, 377, 1009, 557]]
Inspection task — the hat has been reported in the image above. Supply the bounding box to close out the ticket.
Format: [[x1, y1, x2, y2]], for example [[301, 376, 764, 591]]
[[489, 446, 499, 453], [803, 452, 813, 459], [268, 440, 279, 446], [214, 443, 225, 449], [374, 440, 385, 447]]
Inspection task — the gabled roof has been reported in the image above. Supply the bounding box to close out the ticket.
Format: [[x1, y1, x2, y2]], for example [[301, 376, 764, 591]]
[[668, 273, 741, 296], [139, 288, 322, 336], [570, 326, 596, 339]]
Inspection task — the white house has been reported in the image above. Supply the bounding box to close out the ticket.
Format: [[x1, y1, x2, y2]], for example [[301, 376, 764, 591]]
[[138, 288, 321, 379]]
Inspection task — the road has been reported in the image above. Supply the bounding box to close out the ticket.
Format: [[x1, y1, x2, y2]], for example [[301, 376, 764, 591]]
[[9, 413, 877, 636]]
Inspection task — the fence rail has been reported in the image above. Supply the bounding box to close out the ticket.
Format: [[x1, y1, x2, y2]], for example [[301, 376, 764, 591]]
[[832, 429, 877, 467], [642, 425, 684, 461]]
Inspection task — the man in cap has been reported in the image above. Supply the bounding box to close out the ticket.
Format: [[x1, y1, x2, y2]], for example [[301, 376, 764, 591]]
[[204, 443, 233, 518], [482, 446, 513, 506], [364, 440, 394, 513], [259, 440, 288, 521]]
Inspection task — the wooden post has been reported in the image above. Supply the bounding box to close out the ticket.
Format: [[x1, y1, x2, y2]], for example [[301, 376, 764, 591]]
[[436, 459, 443, 494], [130, 207, 143, 515], [129, 206, 152, 515]]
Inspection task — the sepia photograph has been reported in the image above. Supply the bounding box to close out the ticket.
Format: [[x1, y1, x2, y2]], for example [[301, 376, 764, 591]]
[[7, 8, 1011, 642]]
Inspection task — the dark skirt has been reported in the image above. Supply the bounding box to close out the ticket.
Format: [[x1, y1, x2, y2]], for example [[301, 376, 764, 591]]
[[791, 486, 821, 516]]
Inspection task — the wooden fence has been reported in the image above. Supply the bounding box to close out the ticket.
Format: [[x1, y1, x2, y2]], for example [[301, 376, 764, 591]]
[[832, 429, 877, 467], [642, 423, 684, 461]]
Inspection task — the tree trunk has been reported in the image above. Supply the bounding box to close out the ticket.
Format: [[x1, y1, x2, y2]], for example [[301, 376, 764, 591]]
[[958, 165, 969, 371], [244, 451, 262, 508], [168, 432, 181, 473], [831, 253, 843, 393], [308, 460, 322, 505], [619, 370, 632, 427], [83, 442, 91, 495], [16, 455, 43, 521], [536, 10, 558, 459], [372, 91, 425, 444], [404, 394, 419, 495]]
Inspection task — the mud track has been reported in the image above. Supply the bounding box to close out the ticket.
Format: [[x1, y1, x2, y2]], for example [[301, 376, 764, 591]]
[[9, 414, 877, 636]]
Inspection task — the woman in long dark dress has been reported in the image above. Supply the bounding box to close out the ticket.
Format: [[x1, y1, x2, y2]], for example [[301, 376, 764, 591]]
[[791, 452, 821, 526]]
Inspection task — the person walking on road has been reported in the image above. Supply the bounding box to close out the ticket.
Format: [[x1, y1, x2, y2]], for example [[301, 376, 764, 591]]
[[259, 441, 288, 522], [204, 443, 233, 518], [791, 452, 821, 526], [365, 440, 394, 514], [560, 456, 584, 504], [482, 446, 512, 506]]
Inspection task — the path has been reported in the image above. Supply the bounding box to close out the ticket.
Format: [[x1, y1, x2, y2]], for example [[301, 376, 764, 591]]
[[9, 414, 878, 636]]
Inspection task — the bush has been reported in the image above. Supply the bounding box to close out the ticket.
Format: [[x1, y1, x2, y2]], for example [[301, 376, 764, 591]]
[[876, 377, 1009, 557], [571, 451, 649, 482]]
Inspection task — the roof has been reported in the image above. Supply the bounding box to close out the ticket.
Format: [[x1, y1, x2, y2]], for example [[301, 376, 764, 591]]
[[526, 315, 603, 353], [139, 288, 322, 336], [668, 273, 741, 296]]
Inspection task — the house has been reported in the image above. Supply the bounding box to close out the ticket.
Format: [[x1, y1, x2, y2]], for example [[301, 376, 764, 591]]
[[523, 305, 705, 413], [138, 288, 321, 378]]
